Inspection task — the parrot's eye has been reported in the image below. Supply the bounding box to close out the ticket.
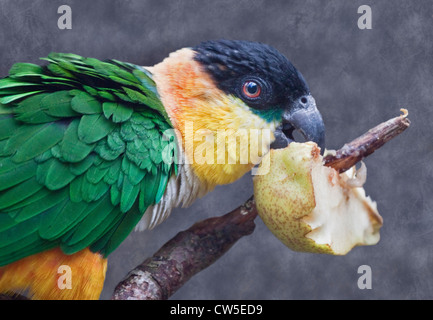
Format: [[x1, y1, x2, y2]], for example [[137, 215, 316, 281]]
[[242, 81, 261, 99], [238, 77, 272, 108]]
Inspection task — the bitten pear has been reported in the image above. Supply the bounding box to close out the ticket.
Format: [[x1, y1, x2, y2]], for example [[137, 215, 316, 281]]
[[253, 142, 382, 255]]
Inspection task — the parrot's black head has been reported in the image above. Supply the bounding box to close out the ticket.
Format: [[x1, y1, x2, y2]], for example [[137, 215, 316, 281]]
[[193, 39, 325, 152]]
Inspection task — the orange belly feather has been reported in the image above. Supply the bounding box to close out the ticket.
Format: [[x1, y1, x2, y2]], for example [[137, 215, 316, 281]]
[[0, 248, 107, 300]]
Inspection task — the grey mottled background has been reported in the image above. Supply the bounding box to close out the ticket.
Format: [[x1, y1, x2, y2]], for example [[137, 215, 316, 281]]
[[1, 0, 432, 300]]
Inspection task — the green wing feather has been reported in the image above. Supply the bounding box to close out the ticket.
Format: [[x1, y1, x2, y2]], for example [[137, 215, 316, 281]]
[[0, 53, 177, 265]]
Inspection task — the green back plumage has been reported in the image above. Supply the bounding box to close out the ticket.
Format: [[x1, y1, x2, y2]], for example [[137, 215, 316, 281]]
[[0, 53, 177, 265]]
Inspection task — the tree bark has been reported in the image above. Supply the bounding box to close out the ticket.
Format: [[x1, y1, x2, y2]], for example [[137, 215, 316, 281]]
[[112, 196, 257, 300]]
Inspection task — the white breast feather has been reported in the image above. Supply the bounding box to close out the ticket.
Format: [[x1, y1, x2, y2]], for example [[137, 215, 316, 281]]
[[134, 161, 212, 231]]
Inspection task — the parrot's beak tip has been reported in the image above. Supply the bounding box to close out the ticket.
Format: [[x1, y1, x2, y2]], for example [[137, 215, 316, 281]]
[[270, 94, 325, 154]]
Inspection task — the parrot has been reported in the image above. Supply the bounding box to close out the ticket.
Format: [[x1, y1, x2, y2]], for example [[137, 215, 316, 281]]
[[0, 40, 325, 300]]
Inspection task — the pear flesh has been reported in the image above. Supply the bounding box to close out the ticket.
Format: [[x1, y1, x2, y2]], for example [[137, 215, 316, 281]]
[[253, 142, 383, 255]]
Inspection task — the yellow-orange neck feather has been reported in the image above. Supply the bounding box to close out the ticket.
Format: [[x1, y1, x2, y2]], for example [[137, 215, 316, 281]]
[[149, 48, 276, 189]]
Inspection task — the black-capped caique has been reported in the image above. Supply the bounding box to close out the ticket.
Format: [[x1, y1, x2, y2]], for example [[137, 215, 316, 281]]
[[0, 40, 325, 299]]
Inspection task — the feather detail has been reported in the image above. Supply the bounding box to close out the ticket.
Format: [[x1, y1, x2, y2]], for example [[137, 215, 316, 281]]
[[135, 147, 212, 231], [0, 53, 177, 266], [0, 248, 106, 300]]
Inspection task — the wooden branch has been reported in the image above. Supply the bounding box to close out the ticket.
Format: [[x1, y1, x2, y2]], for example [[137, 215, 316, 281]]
[[112, 109, 410, 300], [112, 196, 257, 300], [323, 109, 410, 173]]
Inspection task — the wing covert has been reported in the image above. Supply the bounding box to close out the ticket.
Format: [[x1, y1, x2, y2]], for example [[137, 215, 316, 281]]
[[0, 53, 177, 265]]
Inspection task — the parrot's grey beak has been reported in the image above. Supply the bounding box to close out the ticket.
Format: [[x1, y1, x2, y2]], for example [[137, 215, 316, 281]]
[[271, 94, 326, 154]]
